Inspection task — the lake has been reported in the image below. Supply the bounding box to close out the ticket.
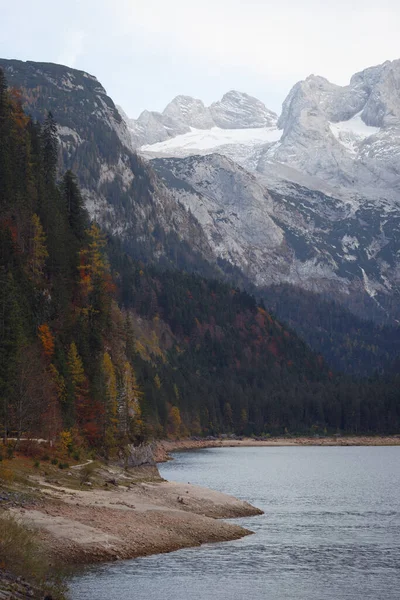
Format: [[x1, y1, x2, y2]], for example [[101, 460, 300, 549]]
[[69, 446, 400, 600]]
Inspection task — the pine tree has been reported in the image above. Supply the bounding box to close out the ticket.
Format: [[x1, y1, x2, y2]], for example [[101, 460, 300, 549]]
[[28, 214, 48, 283], [0, 272, 25, 442], [62, 170, 87, 240], [41, 112, 58, 184]]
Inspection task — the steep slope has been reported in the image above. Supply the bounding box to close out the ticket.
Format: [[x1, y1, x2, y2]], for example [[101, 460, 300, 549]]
[[271, 60, 400, 195], [151, 154, 400, 322], [263, 284, 400, 376], [0, 58, 220, 271]]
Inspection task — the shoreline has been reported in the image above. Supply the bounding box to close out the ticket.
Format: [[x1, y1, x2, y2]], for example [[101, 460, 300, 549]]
[[2, 435, 398, 583], [10, 466, 262, 567], [154, 435, 400, 461]]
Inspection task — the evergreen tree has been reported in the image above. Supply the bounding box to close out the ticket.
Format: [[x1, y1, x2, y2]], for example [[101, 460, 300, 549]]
[[41, 112, 58, 185], [62, 170, 87, 240]]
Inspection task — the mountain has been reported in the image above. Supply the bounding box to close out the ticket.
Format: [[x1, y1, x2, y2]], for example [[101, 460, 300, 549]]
[[272, 60, 400, 196], [138, 59, 400, 200], [151, 153, 400, 322], [0, 58, 225, 272], [2, 57, 399, 327], [126, 90, 278, 147], [134, 61, 400, 323], [7, 77, 396, 447]]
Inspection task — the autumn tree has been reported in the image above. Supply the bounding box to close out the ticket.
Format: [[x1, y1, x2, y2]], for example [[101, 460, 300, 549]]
[[167, 403, 182, 438], [38, 323, 54, 359], [119, 361, 142, 441], [102, 351, 118, 447]]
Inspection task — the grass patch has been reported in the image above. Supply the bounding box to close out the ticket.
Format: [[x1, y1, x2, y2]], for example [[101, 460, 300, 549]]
[[0, 513, 67, 598]]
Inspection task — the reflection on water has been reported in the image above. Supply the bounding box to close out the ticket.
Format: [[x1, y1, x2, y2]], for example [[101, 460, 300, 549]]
[[69, 446, 400, 600]]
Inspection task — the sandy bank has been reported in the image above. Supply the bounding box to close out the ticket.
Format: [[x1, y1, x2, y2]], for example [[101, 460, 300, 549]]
[[154, 435, 400, 461], [11, 473, 262, 565]]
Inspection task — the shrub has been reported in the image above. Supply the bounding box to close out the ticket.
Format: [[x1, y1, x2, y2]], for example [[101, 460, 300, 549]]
[[33, 461, 40, 468], [51, 458, 58, 465], [0, 514, 47, 579], [17, 440, 42, 458], [79, 461, 97, 485], [0, 466, 14, 483], [0, 514, 67, 598]]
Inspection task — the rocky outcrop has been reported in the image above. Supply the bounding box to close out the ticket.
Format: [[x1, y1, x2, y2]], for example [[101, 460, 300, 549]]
[[210, 90, 277, 129]]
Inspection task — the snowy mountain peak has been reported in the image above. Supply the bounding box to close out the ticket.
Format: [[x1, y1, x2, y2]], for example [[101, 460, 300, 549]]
[[210, 90, 277, 129], [123, 91, 277, 147], [162, 95, 214, 129]]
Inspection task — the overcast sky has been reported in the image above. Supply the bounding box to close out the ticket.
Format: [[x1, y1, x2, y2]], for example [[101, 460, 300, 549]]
[[1, 0, 400, 118]]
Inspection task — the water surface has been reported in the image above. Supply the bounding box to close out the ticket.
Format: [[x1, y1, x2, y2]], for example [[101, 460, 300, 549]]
[[70, 446, 400, 600]]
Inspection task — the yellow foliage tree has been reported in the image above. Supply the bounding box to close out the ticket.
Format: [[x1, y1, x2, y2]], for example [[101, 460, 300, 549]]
[[88, 223, 107, 278], [167, 404, 182, 438], [120, 361, 142, 438], [154, 374, 161, 390], [48, 363, 67, 406], [78, 223, 107, 300], [102, 352, 118, 442], [67, 342, 85, 391]]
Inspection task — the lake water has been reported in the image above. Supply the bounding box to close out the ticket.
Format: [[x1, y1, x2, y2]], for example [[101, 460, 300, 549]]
[[69, 446, 400, 600]]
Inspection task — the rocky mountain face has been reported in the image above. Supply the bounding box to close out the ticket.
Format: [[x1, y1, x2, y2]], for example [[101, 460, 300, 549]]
[[151, 153, 400, 321], [1, 57, 399, 323], [0, 58, 218, 269], [271, 60, 400, 195], [126, 90, 278, 147]]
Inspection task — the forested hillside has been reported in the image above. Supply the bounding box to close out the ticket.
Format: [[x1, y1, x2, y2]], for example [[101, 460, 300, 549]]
[[1, 69, 399, 451], [264, 285, 400, 376]]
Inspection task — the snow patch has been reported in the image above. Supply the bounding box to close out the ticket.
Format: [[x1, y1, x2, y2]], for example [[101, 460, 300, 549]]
[[141, 126, 282, 154], [329, 112, 380, 155]]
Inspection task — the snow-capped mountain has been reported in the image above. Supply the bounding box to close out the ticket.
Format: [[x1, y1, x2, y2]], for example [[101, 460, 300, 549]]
[[130, 59, 400, 321], [136, 59, 400, 202], [126, 91, 277, 147], [2, 57, 398, 323], [270, 60, 400, 194]]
